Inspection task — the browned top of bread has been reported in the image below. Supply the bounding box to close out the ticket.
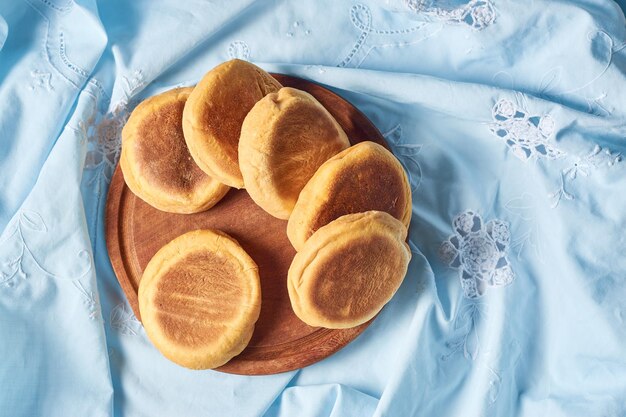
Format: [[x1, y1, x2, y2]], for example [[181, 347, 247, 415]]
[[239, 87, 350, 219], [288, 211, 411, 329], [138, 229, 261, 369], [154, 250, 245, 347], [182, 59, 282, 188], [287, 141, 412, 251], [132, 90, 206, 193], [120, 88, 229, 214]]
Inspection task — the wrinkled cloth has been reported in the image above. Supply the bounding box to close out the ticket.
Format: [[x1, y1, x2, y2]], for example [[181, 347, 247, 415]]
[[2, 1, 626, 416]]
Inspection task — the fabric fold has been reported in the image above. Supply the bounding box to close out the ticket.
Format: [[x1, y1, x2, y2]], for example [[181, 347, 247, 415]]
[[2, 1, 626, 416]]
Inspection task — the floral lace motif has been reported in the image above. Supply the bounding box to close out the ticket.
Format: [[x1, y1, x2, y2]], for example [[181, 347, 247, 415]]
[[79, 72, 144, 261], [490, 98, 563, 161], [82, 70, 145, 186], [439, 210, 514, 299], [82, 107, 126, 182], [405, 0, 496, 30]]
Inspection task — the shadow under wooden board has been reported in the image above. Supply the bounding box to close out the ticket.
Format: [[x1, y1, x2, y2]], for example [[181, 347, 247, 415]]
[[105, 73, 390, 375]]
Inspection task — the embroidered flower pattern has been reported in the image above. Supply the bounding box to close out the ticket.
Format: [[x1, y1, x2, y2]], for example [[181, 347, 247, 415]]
[[383, 124, 423, 191], [439, 211, 514, 298], [441, 302, 487, 360], [504, 193, 544, 262], [490, 98, 563, 161], [82, 70, 145, 186], [339, 4, 440, 68], [30, 69, 53, 91], [285, 20, 312, 38], [73, 281, 100, 321], [227, 41, 250, 60], [548, 144, 622, 208], [110, 302, 141, 336], [0, 210, 91, 287], [406, 0, 496, 30], [82, 108, 126, 179]]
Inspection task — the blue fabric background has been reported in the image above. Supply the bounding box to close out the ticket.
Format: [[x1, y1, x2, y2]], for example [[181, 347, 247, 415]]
[[1, 1, 626, 416]]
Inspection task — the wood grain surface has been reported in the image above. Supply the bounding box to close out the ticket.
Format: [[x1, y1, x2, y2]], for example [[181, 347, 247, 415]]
[[105, 73, 389, 375]]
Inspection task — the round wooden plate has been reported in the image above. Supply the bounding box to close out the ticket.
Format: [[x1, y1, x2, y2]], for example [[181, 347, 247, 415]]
[[105, 74, 389, 375]]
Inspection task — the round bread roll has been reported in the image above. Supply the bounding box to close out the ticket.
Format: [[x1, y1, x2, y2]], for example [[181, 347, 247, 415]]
[[182, 59, 282, 189], [120, 88, 230, 213], [138, 229, 261, 370], [239, 87, 350, 219], [288, 211, 411, 329], [287, 141, 412, 251]]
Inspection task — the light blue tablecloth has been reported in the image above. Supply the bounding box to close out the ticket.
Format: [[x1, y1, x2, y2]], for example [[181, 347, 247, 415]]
[[2, 1, 626, 416]]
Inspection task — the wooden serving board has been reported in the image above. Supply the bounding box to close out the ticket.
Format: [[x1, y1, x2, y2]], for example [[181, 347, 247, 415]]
[[105, 74, 389, 375]]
